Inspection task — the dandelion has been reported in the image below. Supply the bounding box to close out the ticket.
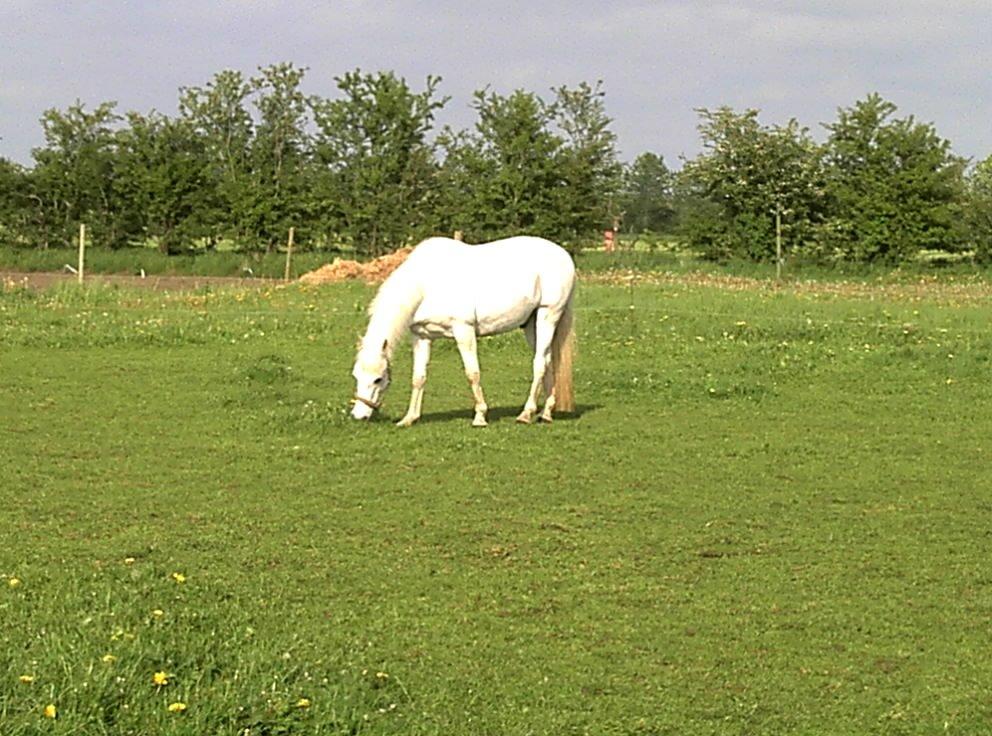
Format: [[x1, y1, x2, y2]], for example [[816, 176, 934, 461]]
[[7, 577, 21, 588], [153, 671, 170, 686], [123, 557, 136, 565], [44, 704, 57, 719], [296, 698, 311, 709], [375, 671, 389, 680], [102, 654, 117, 664], [171, 572, 186, 584], [19, 674, 35, 684], [151, 609, 164, 618], [167, 702, 187, 713]]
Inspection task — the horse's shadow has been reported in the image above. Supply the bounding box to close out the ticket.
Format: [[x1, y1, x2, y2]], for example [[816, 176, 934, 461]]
[[394, 403, 601, 425]]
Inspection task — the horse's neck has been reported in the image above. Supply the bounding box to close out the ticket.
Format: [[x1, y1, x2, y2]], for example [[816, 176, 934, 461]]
[[363, 275, 422, 358]]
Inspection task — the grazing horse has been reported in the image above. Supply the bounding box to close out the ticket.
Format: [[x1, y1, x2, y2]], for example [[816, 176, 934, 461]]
[[350, 235, 576, 426]]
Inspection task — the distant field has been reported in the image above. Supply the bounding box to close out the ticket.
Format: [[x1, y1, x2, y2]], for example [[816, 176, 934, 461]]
[[2, 276, 991, 734], [4, 241, 992, 283]]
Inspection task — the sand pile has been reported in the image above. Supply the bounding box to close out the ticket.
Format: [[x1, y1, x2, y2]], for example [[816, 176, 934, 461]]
[[298, 248, 412, 285]]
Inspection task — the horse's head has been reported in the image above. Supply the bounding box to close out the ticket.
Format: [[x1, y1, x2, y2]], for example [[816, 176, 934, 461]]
[[350, 339, 390, 420]]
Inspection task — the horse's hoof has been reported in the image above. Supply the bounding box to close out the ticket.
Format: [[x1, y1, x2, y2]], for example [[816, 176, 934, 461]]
[[516, 413, 532, 425], [538, 413, 553, 423], [396, 416, 417, 428], [472, 416, 488, 427]]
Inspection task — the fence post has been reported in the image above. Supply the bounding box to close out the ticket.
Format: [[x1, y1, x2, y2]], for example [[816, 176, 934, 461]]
[[284, 227, 295, 282], [77, 223, 86, 285], [775, 209, 783, 282], [453, 230, 464, 241]]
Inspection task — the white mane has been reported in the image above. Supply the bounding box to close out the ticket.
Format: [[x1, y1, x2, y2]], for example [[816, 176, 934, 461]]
[[359, 259, 422, 361]]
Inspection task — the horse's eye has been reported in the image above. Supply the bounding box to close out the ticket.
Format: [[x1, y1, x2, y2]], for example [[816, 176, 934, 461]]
[[373, 377, 383, 385]]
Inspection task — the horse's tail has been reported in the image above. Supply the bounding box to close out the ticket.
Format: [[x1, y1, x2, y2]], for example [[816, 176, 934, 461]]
[[552, 285, 576, 413]]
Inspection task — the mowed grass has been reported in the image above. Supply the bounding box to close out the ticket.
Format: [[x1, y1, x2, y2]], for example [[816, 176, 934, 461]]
[[1, 276, 991, 735]]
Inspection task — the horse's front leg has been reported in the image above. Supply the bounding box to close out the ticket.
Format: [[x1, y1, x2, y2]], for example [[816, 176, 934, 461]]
[[396, 337, 431, 427], [517, 307, 556, 424], [452, 324, 488, 427]]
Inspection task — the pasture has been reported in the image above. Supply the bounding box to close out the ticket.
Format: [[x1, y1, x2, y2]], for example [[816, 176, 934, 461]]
[[1, 274, 991, 734]]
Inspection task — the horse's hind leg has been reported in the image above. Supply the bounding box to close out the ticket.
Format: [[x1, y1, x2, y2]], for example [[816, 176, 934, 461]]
[[522, 316, 555, 423], [397, 337, 431, 427], [518, 307, 555, 424], [453, 324, 489, 427]]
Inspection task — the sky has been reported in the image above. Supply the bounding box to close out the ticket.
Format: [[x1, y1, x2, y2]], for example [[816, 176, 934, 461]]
[[2, 1, 991, 168]]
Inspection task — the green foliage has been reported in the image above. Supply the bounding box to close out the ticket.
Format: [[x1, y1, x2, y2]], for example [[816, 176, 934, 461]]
[[0, 158, 33, 246], [438, 83, 621, 246], [3, 66, 988, 267], [310, 70, 447, 255], [963, 154, 992, 263], [619, 152, 676, 234], [113, 112, 212, 253], [245, 63, 312, 251], [680, 107, 826, 261], [817, 94, 967, 262], [438, 88, 564, 242], [550, 81, 623, 241], [29, 101, 123, 248], [178, 69, 256, 246]]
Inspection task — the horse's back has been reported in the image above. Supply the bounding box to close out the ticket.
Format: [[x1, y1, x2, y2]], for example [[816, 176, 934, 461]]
[[408, 235, 574, 294], [406, 236, 574, 336]]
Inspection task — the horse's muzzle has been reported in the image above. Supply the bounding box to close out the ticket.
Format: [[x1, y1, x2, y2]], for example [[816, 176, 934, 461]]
[[350, 395, 379, 420]]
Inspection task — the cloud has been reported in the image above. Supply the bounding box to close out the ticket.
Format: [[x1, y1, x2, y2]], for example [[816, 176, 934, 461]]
[[1, 1, 990, 165]]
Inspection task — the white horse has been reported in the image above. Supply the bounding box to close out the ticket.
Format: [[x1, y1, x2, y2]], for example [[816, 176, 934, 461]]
[[350, 235, 576, 426]]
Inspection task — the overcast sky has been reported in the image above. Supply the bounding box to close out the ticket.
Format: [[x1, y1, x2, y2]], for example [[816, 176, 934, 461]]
[[2, 1, 990, 168]]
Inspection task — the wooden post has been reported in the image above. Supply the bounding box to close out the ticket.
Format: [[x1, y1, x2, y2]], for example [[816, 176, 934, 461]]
[[77, 223, 86, 285], [284, 227, 295, 281], [453, 230, 464, 241], [775, 209, 783, 282]]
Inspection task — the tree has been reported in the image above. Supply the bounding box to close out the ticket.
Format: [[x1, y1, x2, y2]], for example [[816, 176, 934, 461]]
[[30, 101, 122, 247], [113, 112, 211, 252], [0, 158, 33, 246], [680, 107, 825, 261], [310, 70, 447, 255], [818, 94, 966, 262], [550, 81, 622, 240], [964, 154, 992, 263], [178, 70, 254, 246], [246, 63, 311, 250], [438, 88, 564, 242], [619, 152, 676, 234]]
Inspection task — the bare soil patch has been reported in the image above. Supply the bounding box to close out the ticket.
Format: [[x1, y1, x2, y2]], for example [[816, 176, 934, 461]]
[[1, 271, 279, 291]]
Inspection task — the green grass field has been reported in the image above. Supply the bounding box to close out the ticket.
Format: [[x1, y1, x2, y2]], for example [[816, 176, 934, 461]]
[[2, 275, 991, 734]]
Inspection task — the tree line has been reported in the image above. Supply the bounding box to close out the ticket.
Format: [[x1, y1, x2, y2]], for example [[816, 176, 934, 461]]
[[1, 62, 990, 264]]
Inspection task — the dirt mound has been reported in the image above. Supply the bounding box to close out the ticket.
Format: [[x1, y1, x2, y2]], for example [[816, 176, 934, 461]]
[[298, 248, 412, 285]]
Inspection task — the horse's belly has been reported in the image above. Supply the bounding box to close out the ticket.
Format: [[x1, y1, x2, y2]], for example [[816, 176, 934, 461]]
[[475, 299, 535, 336]]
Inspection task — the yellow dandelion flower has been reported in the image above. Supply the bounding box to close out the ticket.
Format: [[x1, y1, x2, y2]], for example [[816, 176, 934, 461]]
[[296, 698, 311, 708], [153, 671, 170, 686], [44, 704, 57, 719], [151, 609, 164, 618], [375, 671, 389, 680], [19, 674, 35, 684], [7, 577, 21, 588], [123, 557, 136, 565], [102, 654, 117, 664], [171, 572, 186, 584], [167, 701, 187, 713]]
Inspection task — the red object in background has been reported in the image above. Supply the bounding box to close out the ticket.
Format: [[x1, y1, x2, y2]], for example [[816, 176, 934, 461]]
[[603, 229, 616, 252]]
